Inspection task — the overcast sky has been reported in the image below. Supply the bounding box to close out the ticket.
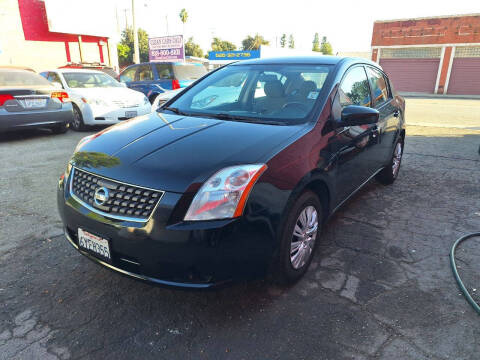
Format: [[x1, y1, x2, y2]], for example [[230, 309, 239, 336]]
[[116, 0, 479, 52]]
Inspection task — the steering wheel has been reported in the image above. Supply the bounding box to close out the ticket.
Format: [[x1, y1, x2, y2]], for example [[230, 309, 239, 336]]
[[282, 102, 308, 111]]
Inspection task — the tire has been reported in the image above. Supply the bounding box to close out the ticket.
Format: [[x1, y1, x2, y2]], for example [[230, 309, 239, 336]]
[[376, 137, 404, 185], [71, 104, 87, 131], [269, 191, 323, 284], [51, 122, 69, 134]]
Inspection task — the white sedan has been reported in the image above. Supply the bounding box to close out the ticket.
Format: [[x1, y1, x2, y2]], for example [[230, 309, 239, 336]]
[[40, 69, 151, 131]]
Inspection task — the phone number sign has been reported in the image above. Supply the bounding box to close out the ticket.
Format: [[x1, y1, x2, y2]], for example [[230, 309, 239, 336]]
[[148, 35, 185, 62]]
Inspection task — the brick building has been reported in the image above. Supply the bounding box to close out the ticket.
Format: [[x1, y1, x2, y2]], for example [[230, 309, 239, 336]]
[[371, 13, 480, 95]]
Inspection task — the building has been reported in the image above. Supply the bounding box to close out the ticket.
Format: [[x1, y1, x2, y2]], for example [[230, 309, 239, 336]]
[[371, 13, 480, 95], [0, 0, 118, 72]]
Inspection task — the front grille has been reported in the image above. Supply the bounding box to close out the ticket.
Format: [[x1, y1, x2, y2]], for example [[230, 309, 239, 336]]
[[111, 100, 140, 108], [70, 167, 163, 221]]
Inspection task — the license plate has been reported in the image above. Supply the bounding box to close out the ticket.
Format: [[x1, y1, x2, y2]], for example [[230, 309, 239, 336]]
[[125, 111, 137, 118], [24, 98, 47, 108], [78, 228, 111, 260]]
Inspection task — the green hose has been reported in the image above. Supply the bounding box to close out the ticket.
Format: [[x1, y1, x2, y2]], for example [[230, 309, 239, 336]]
[[450, 232, 480, 315]]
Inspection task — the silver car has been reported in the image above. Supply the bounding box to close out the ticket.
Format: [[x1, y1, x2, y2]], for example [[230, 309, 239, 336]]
[[0, 68, 73, 134]]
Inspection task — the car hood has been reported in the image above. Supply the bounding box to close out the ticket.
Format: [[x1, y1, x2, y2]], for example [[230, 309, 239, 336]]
[[72, 112, 304, 193], [70, 87, 145, 102]]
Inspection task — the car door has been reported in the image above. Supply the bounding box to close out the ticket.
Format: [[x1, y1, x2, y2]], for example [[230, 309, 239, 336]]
[[329, 65, 379, 204], [129, 64, 154, 96], [366, 66, 399, 168], [154, 63, 175, 91], [119, 65, 137, 90]]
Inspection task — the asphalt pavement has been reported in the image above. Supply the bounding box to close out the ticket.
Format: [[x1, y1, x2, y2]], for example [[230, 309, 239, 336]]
[[0, 98, 479, 360]]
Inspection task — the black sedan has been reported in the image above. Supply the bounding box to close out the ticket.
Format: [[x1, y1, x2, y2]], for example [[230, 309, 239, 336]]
[[0, 68, 72, 134], [57, 56, 405, 288]]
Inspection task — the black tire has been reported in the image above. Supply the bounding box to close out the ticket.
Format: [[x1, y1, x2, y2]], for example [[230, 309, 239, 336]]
[[376, 136, 404, 185], [71, 104, 87, 131], [51, 122, 69, 134], [269, 191, 323, 284]]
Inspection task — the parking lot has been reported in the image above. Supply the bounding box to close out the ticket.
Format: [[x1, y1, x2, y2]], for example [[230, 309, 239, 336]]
[[0, 98, 479, 359]]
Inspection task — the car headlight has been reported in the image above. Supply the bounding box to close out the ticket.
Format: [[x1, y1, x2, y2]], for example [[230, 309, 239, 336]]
[[184, 164, 267, 221]]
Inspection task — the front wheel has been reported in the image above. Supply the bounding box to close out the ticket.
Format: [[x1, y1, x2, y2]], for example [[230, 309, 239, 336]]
[[376, 137, 404, 185], [269, 191, 323, 284]]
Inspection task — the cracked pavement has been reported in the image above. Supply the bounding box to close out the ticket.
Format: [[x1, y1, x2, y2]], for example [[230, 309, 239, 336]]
[[0, 98, 479, 359]]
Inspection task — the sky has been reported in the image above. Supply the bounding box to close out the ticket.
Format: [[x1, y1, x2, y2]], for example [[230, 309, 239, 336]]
[[114, 0, 479, 53]]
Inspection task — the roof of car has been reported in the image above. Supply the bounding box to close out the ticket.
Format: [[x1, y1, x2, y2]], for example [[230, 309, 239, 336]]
[[0, 66, 36, 72], [53, 68, 105, 74], [233, 56, 377, 66]]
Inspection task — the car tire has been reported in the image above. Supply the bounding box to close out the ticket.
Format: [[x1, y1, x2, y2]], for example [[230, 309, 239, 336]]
[[51, 122, 69, 134], [269, 191, 323, 285], [71, 104, 87, 131], [376, 136, 404, 185]]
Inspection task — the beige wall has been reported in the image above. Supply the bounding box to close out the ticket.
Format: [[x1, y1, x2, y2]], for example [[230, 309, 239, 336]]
[[0, 0, 119, 72]]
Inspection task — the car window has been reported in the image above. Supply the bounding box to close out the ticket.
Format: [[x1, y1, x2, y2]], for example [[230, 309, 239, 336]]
[[367, 67, 389, 107], [173, 64, 207, 81], [254, 71, 285, 99], [0, 70, 52, 86], [62, 72, 122, 88], [120, 66, 136, 82], [155, 64, 173, 79], [47, 72, 62, 84], [136, 65, 153, 81], [338, 66, 371, 107], [190, 72, 247, 109]]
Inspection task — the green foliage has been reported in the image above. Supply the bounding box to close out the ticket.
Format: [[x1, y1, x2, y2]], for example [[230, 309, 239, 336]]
[[185, 37, 204, 58], [320, 36, 333, 55], [288, 34, 294, 49], [118, 27, 150, 66], [179, 8, 188, 24], [312, 33, 320, 52], [72, 152, 121, 169], [280, 34, 286, 48], [211, 37, 237, 51], [241, 34, 269, 50]]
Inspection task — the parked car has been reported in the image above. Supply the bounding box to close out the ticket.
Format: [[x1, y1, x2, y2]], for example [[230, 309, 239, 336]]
[[119, 62, 207, 103], [40, 69, 151, 131], [0, 68, 72, 134], [58, 56, 405, 288]]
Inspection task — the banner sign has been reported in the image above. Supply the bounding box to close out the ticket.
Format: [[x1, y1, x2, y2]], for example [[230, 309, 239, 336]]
[[149, 35, 184, 62], [208, 50, 260, 61]]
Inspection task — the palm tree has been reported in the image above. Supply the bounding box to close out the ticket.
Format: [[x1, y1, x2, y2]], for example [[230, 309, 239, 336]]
[[179, 8, 188, 36]]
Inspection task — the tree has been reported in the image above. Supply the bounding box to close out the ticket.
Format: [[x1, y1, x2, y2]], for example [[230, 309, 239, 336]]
[[179, 8, 188, 35], [280, 34, 287, 48], [288, 34, 295, 49], [185, 37, 204, 58], [320, 36, 333, 55], [211, 37, 237, 51], [241, 34, 269, 50], [117, 27, 149, 66], [312, 33, 321, 52]]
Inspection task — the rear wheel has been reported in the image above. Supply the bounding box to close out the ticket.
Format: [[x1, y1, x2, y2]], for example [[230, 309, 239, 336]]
[[376, 137, 404, 185], [51, 122, 69, 134], [71, 104, 86, 131], [269, 191, 322, 284]]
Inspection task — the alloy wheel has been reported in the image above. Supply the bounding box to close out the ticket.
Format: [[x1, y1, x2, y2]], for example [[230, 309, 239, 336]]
[[290, 205, 318, 269]]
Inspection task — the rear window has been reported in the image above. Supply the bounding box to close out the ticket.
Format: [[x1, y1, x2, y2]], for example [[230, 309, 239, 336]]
[[0, 70, 52, 87], [173, 64, 207, 81]]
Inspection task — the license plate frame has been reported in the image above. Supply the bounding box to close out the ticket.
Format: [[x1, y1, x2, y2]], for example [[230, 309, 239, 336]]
[[125, 111, 137, 118], [77, 228, 111, 261], [23, 98, 47, 108]]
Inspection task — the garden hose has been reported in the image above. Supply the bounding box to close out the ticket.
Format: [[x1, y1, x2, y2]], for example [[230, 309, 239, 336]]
[[450, 232, 480, 315]]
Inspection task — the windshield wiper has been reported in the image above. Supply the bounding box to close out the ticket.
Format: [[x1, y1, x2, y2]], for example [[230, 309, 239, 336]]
[[162, 107, 189, 116], [207, 113, 285, 125]]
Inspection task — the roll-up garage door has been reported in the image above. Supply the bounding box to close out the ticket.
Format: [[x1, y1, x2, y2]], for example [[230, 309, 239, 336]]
[[447, 47, 480, 95], [379, 47, 441, 93]]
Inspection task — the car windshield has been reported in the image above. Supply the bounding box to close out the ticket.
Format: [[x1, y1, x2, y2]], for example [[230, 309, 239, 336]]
[[173, 64, 207, 80], [0, 70, 53, 87], [63, 72, 122, 88], [165, 63, 331, 124]]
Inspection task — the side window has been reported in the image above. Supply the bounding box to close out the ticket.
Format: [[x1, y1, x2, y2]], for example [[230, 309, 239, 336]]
[[155, 64, 173, 79], [338, 66, 371, 107], [367, 67, 389, 107], [47, 72, 62, 84], [136, 65, 153, 81], [120, 66, 136, 82]]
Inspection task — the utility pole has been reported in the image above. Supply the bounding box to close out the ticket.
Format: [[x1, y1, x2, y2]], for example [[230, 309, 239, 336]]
[[132, 0, 140, 64]]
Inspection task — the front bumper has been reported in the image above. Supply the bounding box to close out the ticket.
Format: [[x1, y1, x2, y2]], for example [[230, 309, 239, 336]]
[[82, 103, 151, 125], [57, 171, 275, 288]]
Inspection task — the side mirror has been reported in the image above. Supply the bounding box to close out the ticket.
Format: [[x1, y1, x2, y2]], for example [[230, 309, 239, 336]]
[[339, 105, 379, 127]]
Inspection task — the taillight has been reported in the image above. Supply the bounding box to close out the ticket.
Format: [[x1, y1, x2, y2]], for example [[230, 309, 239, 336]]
[[172, 79, 180, 90], [51, 91, 71, 103], [0, 94, 14, 106]]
